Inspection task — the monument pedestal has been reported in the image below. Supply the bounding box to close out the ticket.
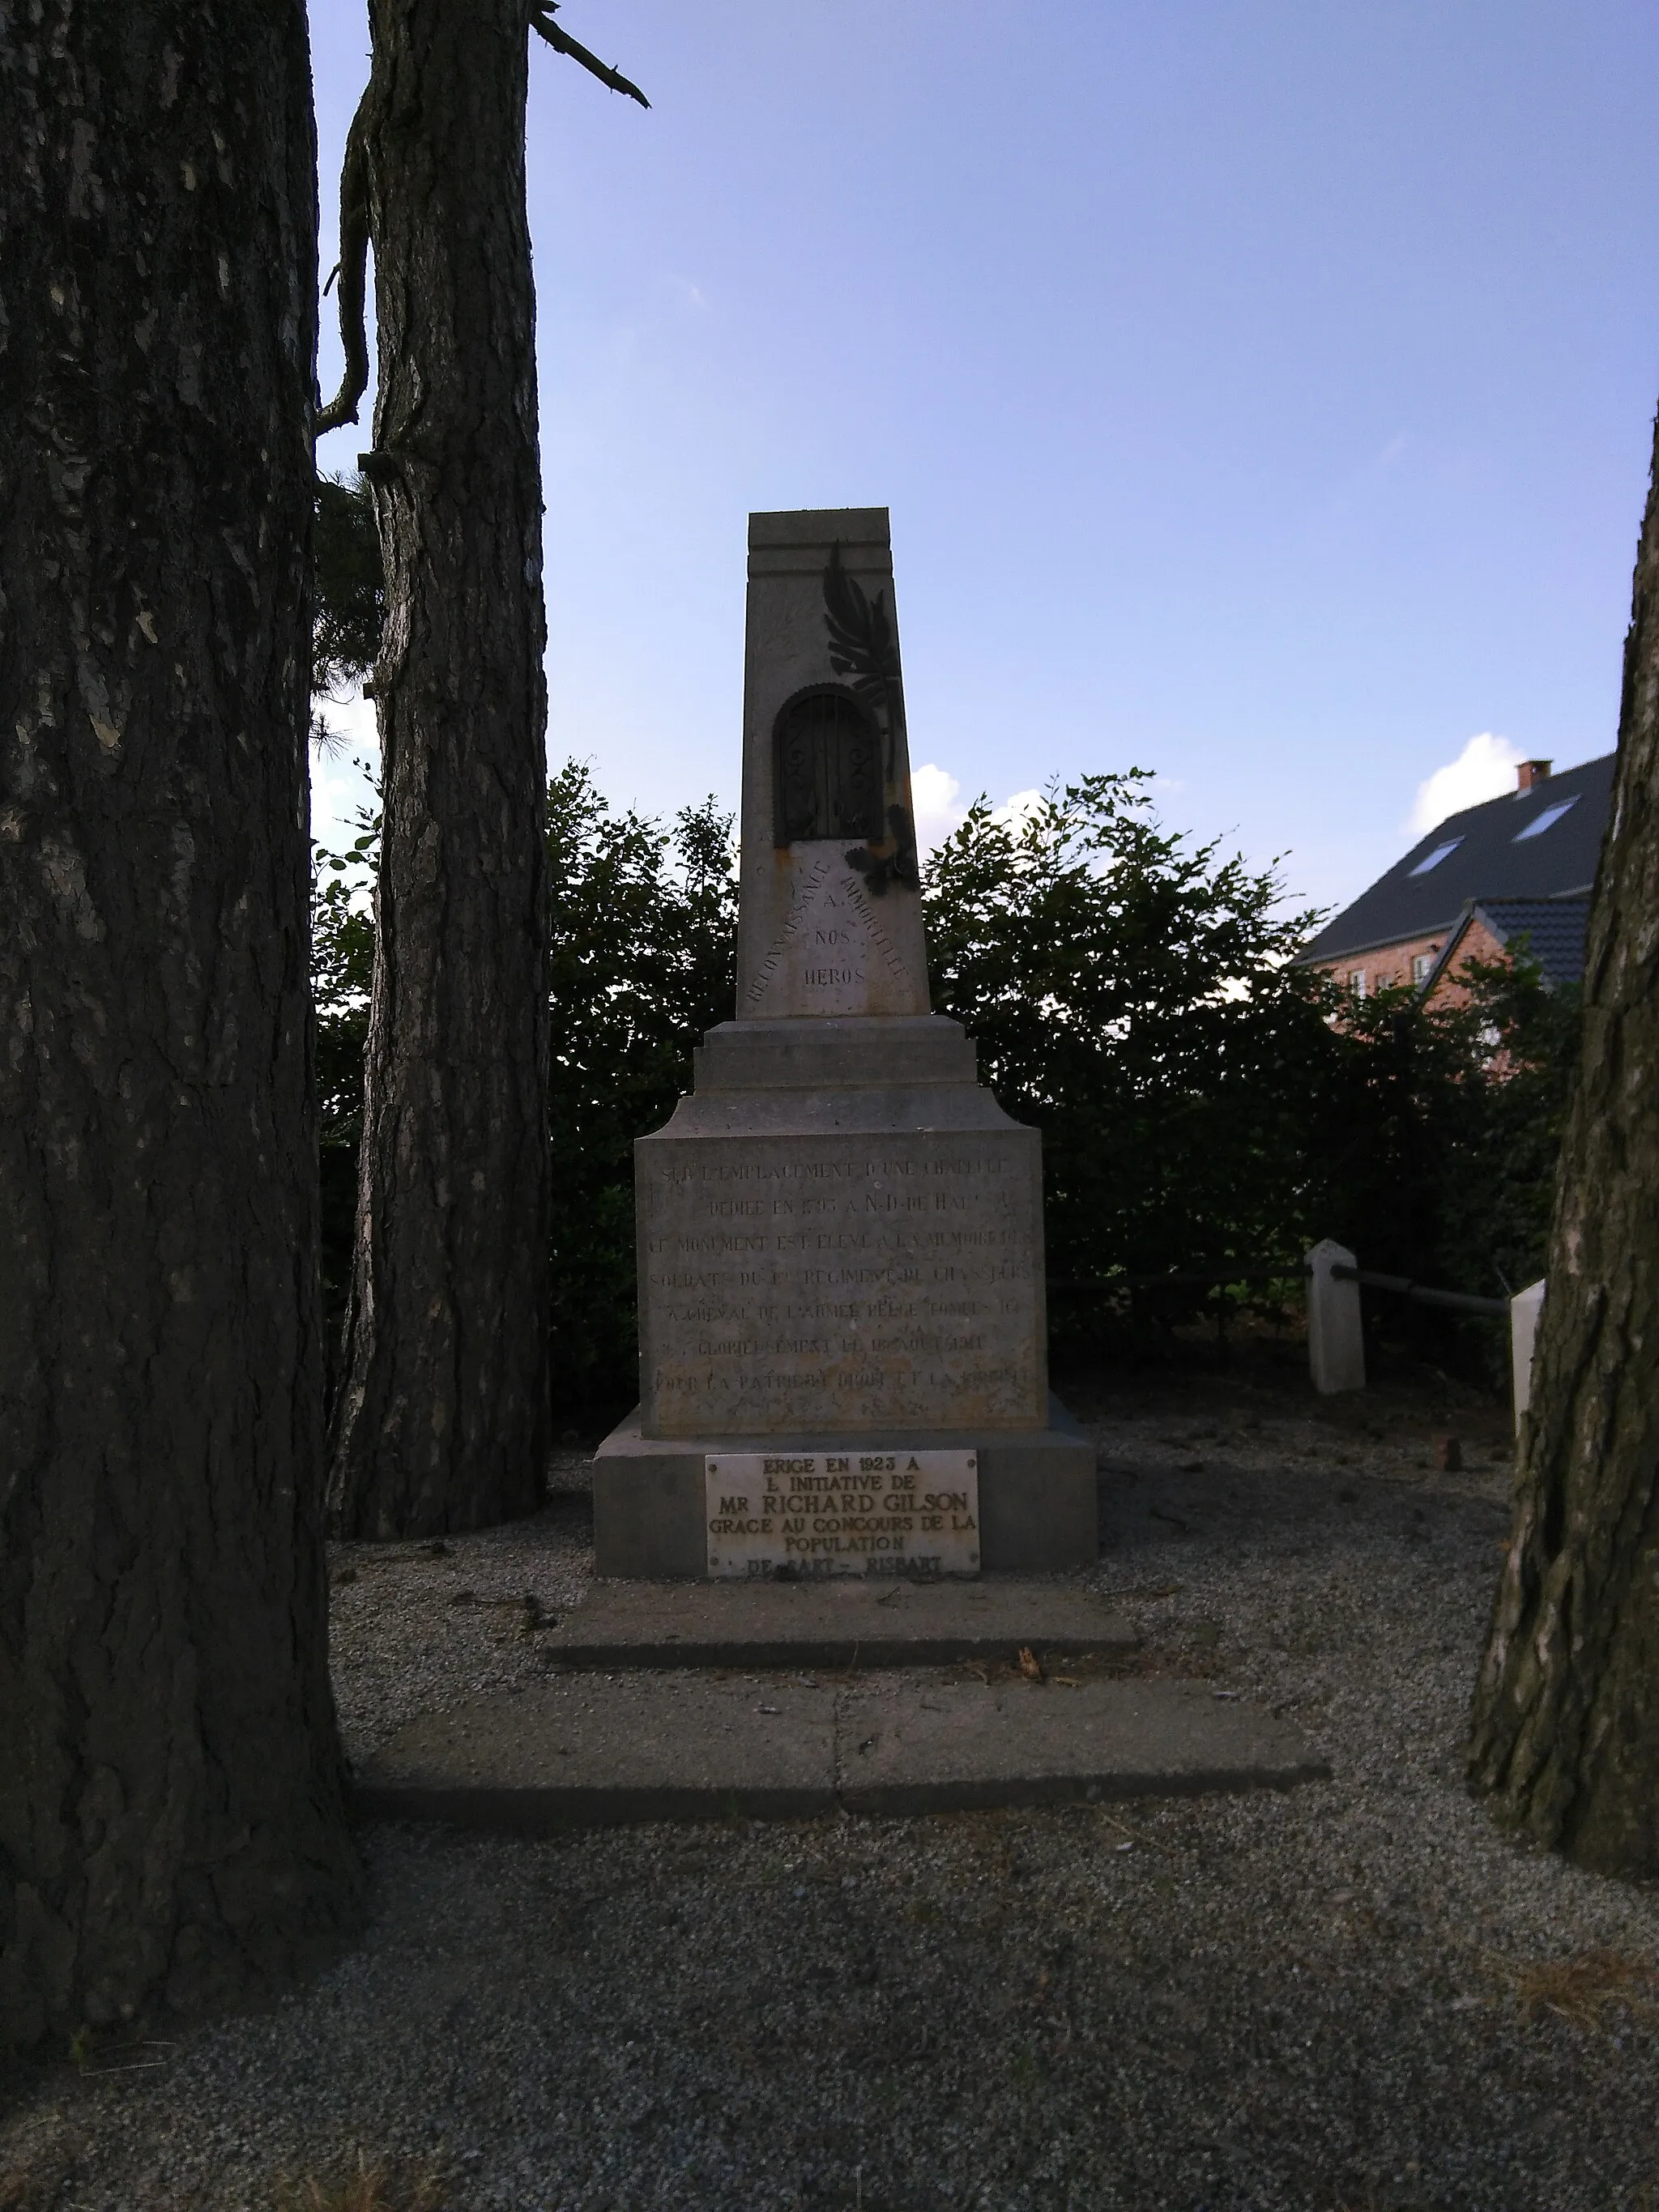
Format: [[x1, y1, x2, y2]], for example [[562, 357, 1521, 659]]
[[593, 1400, 1096, 1578], [592, 1014, 1097, 1577], [593, 507, 1095, 1581]]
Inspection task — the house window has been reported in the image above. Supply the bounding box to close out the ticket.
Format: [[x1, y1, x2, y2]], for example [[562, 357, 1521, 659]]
[[1514, 795, 1580, 842], [1409, 836, 1463, 876], [1347, 970, 1367, 998], [1413, 953, 1435, 986]]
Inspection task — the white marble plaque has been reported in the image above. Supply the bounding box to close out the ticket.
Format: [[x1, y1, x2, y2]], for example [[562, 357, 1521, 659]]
[[705, 1449, 981, 1579]]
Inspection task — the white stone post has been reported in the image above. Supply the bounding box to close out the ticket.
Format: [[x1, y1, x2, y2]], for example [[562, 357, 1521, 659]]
[[1511, 1279, 1546, 1437], [1306, 1240, 1365, 1395]]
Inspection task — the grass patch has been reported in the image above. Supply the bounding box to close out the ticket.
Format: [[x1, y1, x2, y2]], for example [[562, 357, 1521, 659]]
[[275, 2150, 452, 2212], [1486, 1946, 1659, 2031]]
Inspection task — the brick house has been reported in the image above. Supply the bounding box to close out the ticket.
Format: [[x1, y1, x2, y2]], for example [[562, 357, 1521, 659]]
[[1293, 754, 1614, 1004]]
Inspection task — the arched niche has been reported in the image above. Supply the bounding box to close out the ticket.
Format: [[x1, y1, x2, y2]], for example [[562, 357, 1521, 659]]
[[772, 684, 883, 846]]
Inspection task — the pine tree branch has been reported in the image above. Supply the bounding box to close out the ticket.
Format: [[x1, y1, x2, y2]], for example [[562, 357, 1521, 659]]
[[529, 4, 650, 108], [315, 92, 373, 437]]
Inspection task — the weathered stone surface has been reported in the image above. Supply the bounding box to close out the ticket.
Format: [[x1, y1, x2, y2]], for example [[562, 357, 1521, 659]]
[[638, 1110, 1046, 1438], [838, 1676, 1332, 1815], [737, 509, 929, 1020], [1307, 1238, 1365, 1396], [599, 504, 1093, 1574], [354, 1675, 837, 1830], [594, 1403, 1097, 1579], [689, 1009, 985, 1103], [352, 1674, 1329, 1831], [543, 1575, 1137, 1671]]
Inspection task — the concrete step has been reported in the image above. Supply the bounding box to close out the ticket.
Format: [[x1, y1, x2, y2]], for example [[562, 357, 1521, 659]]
[[353, 1672, 1328, 1832], [542, 1576, 1137, 1673]]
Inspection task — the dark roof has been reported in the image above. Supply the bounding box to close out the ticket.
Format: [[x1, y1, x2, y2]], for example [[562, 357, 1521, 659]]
[[1294, 752, 1614, 967], [1469, 899, 1590, 991]]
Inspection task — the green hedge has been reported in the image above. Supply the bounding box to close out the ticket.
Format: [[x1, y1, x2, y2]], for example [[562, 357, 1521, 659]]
[[313, 767, 1580, 1409]]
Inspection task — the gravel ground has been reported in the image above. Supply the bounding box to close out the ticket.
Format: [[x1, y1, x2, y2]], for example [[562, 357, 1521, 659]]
[[6, 1362, 1659, 2211]]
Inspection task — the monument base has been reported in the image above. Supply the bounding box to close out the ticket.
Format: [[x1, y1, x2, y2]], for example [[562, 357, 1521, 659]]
[[591, 1396, 1098, 1579]]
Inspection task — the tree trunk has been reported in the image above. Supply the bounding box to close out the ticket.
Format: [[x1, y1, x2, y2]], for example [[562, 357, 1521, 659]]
[[327, 0, 552, 1538], [1469, 405, 1659, 1878], [0, 1, 360, 2048]]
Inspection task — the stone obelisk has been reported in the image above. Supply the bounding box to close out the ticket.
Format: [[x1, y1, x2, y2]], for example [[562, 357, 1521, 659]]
[[592, 509, 1095, 1577]]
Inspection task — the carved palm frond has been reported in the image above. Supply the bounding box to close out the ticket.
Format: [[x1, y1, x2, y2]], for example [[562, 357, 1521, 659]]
[[822, 544, 908, 785], [824, 544, 898, 693]]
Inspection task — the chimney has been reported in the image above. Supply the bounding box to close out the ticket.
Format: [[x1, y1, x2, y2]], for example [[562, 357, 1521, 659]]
[[1516, 759, 1552, 792]]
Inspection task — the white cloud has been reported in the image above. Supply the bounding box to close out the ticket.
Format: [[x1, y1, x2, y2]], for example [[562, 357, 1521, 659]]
[[992, 786, 1044, 830], [910, 762, 966, 855], [909, 769, 1052, 859], [1406, 732, 1523, 834]]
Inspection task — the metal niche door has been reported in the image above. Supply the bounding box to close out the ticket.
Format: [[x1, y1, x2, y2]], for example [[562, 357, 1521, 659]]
[[773, 684, 884, 844]]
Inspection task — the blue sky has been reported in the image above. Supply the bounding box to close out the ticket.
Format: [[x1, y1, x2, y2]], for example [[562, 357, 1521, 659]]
[[309, 0, 1659, 918]]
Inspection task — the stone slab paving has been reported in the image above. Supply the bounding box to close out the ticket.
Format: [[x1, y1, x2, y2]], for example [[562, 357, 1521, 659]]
[[838, 1673, 1328, 1814], [354, 1673, 838, 1831], [354, 1670, 1326, 1831], [542, 1573, 1137, 1671]]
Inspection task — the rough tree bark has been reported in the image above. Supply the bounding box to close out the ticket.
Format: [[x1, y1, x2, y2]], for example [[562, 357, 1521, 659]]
[[1469, 404, 1659, 1878], [325, 0, 553, 1537], [0, 2, 360, 2048]]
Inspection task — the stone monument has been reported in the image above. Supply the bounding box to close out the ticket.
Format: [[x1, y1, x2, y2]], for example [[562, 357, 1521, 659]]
[[592, 507, 1096, 1577]]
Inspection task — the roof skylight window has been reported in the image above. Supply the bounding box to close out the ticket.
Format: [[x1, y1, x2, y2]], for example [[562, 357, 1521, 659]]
[[1514, 795, 1580, 842], [1408, 837, 1462, 876]]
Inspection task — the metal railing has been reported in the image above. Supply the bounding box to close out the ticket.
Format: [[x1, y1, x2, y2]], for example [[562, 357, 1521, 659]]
[[1327, 1264, 1508, 1319], [1308, 1238, 1542, 1427], [1047, 1270, 1295, 1293], [1051, 1250, 1536, 1427]]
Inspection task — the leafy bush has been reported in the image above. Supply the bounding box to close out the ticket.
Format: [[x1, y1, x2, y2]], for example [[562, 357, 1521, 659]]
[[1302, 953, 1580, 1365], [1433, 954, 1581, 1302], [923, 775, 1580, 1370], [542, 764, 735, 1407], [312, 473, 383, 705], [922, 774, 1332, 1349], [309, 766, 735, 1414], [312, 811, 377, 1352]]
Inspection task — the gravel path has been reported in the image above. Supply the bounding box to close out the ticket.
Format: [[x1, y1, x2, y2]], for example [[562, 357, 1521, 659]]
[[6, 1368, 1658, 2211]]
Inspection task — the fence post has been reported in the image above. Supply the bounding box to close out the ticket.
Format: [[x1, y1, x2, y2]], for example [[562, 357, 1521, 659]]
[[1307, 1240, 1365, 1395], [1511, 1279, 1546, 1438]]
